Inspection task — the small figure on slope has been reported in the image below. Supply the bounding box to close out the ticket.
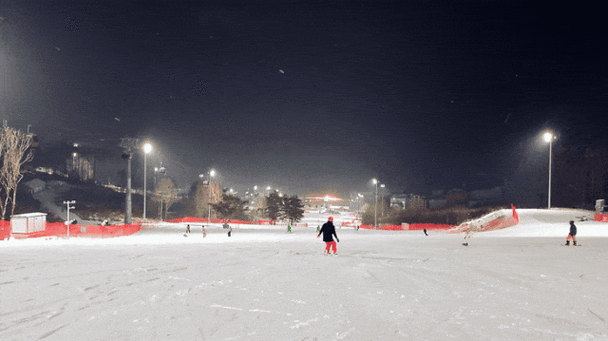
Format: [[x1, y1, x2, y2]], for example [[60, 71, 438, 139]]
[[317, 216, 339, 255], [186, 224, 191, 233], [287, 225, 292, 233], [202, 226, 207, 238], [565, 220, 577, 246], [462, 223, 479, 246], [228, 226, 232, 237]]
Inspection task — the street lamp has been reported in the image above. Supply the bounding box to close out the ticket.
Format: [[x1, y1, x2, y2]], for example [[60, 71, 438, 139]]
[[143, 143, 152, 220], [372, 179, 378, 228], [208, 169, 216, 223], [380, 184, 386, 225], [543, 132, 555, 209]]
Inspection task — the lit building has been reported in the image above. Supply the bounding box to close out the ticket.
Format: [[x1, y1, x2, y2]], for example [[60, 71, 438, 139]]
[[390, 194, 427, 209]]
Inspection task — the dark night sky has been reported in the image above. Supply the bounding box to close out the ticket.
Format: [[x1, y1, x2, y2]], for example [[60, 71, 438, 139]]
[[1, 1, 607, 196]]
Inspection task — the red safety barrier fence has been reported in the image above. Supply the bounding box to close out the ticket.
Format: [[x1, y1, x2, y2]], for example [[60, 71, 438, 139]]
[[7, 222, 141, 240], [447, 217, 518, 234], [446, 207, 519, 234], [595, 214, 608, 222], [0, 220, 11, 240]]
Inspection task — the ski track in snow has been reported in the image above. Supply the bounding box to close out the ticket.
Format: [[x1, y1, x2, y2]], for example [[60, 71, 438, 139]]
[[1, 209, 608, 340]]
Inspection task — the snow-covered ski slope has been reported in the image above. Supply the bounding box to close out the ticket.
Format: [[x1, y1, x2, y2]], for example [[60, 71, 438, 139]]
[[479, 208, 608, 237], [1, 208, 607, 340]]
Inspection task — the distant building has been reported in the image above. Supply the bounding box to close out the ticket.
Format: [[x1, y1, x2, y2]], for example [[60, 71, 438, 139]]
[[390, 194, 427, 209], [390, 194, 406, 208]]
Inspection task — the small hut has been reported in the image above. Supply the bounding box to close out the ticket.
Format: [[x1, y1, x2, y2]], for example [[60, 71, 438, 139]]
[[11, 212, 48, 234]]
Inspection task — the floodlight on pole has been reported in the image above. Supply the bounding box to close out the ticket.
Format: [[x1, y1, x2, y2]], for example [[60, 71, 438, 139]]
[[380, 183, 386, 225], [208, 169, 216, 223], [372, 178, 378, 229], [143, 143, 152, 220], [543, 132, 555, 209]]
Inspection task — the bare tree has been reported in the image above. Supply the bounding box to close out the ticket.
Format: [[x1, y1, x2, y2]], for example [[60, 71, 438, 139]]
[[0, 122, 34, 219], [152, 178, 179, 220]]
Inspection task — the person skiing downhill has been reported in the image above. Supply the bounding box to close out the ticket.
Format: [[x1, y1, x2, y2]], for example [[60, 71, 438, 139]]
[[317, 216, 339, 255], [565, 220, 577, 245], [462, 223, 479, 246]]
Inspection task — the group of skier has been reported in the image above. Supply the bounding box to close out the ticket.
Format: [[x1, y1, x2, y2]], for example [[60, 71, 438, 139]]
[[186, 215, 579, 253]]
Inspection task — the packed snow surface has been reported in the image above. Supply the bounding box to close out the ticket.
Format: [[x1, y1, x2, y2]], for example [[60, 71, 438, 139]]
[[1, 208, 607, 340]]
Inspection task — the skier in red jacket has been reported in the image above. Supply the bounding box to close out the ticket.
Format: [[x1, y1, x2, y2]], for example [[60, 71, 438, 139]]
[[317, 216, 340, 255]]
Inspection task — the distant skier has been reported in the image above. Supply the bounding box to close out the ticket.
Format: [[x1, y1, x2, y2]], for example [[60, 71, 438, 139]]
[[202, 226, 207, 238], [565, 220, 577, 246], [317, 216, 339, 255], [463, 223, 478, 246], [287, 225, 292, 233], [317, 225, 320, 232], [186, 224, 191, 233], [228, 226, 232, 237], [423, 228, 428, 236]]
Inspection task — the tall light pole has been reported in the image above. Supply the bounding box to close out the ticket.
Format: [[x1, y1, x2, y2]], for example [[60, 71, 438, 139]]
[[372, 179, 378, 229], [380, 183, 386, 225], [143, 143, 152, 220], [543, 132, 555, 209], [208, 169, 216, 223]]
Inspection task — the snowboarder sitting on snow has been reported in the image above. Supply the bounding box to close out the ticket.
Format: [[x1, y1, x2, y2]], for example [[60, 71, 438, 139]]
[[565, 220, 577, 246], [317, 216, 339, 255]]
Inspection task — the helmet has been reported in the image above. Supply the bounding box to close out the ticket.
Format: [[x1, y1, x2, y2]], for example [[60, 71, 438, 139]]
[[328, 216, 333, 221]]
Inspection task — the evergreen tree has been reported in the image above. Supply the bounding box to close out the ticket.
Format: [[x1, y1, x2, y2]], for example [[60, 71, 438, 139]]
[[264, 192, 283, 222], [210, 194, 250, 220], [282, 195, 304, 224]]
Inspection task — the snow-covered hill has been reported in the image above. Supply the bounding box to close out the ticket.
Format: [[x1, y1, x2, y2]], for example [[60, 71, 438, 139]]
[[481, 208, 607, 237], [1, 208, 607, 340]]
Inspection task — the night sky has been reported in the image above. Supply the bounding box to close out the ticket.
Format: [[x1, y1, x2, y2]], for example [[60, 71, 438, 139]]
[[1, 1, 606, 196]]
